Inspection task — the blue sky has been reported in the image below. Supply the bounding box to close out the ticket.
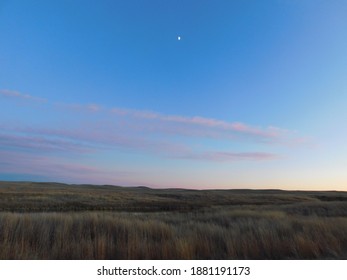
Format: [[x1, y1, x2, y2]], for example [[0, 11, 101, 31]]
[[1, 0, 347, 190]]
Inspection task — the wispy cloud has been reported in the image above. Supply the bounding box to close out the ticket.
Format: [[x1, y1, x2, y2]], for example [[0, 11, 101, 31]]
[[0, 89, 47, 102], [0, 150, 134, 184], [179, 151, 280, 162], [54, 102, 103, 113], [0, 124, 191, 157], [0, 89, 305, 165], [110, 107, 291, 143], [1, 122, 281, 164], [1, 88, 294, 143], [0, 133, 95, 154]]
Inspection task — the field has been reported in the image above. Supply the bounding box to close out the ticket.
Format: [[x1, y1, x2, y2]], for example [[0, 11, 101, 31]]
[[1, 181, 347, 259]]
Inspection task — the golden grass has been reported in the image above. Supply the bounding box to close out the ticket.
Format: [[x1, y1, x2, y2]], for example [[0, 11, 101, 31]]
[[1, 181, 347, 259], [0, 210, 347, 259]]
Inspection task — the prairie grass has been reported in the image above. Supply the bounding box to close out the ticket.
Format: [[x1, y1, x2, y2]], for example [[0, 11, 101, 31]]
[[1, 181, 347, 259], [0, 210, 347, 259]]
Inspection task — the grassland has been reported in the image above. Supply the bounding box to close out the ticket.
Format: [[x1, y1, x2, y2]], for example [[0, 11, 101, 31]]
[[1, 181, 347, 259]]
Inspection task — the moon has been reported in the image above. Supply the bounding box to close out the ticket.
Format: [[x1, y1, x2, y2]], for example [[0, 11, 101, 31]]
[[177, 36, 181, 41]]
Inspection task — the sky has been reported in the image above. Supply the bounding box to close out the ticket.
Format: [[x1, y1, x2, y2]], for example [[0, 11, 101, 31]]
[[1, 0, 347, 190]]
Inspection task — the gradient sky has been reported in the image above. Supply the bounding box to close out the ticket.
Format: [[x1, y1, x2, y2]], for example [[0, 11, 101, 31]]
[[1, 0, 347, 190]]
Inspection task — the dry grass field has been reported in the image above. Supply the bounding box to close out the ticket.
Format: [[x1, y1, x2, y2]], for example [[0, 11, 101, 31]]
[[1, 181, 347, 259]]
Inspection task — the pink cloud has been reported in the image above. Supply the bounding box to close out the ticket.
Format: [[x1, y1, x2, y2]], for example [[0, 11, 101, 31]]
[[179, 151, 280, 162], [1, 89, 293, 143], [0, 150, 134, 184], [54, 102, 103, 113], [0, 133, 95, 154], [0, 124, 191, 158], [0, 124, 280, 164], [0, 89, 47, 102], [1, 89, 307, 165], [110, 107, 288, 142]]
